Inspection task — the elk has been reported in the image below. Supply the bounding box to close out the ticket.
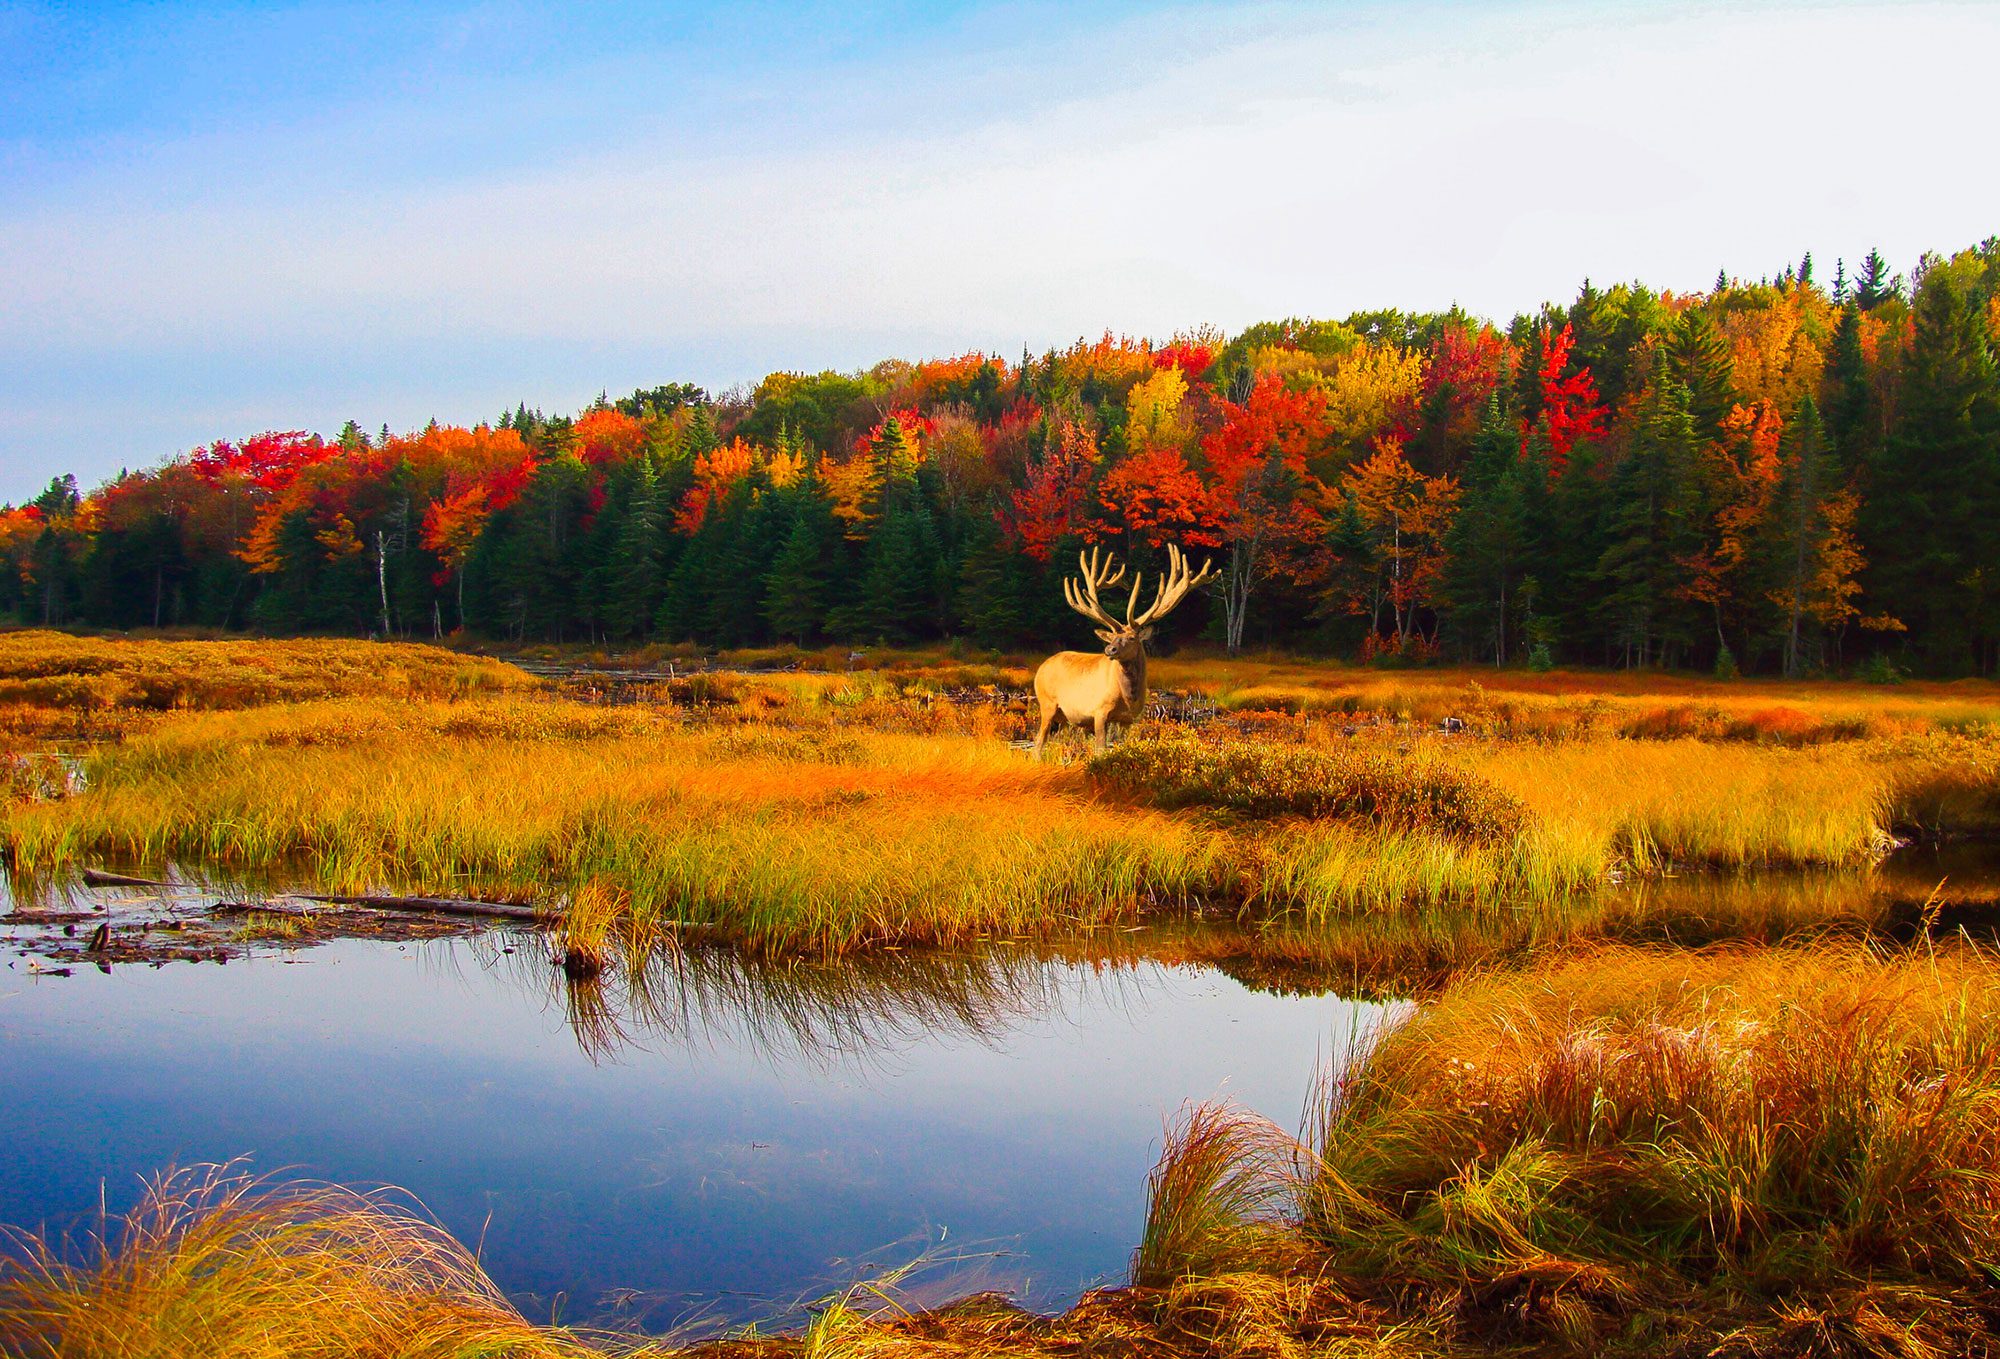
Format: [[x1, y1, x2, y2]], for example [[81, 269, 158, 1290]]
[[1032, 543, 1215, 759]]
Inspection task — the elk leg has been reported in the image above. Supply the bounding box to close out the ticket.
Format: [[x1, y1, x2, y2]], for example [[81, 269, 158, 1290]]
[[1091, 710, 1112, 753], [1032, 702, 1061, 760]]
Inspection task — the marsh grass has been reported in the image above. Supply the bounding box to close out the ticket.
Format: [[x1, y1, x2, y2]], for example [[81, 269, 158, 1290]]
[[1132, 1103, 1312, 1289], [0, 629, 532, 733], [0, 1164, 611, 1359], [1090, 734, 1526, 844], [7, 688, 1996, 964], [1303, 943, 2000, 1354]]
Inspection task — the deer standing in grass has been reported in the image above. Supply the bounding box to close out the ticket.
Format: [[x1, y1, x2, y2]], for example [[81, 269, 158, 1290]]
[[1032, 544, 1215, 759]]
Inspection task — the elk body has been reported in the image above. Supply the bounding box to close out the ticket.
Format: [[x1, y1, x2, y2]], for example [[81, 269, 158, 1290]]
[[1032, 544, 1214, 759]]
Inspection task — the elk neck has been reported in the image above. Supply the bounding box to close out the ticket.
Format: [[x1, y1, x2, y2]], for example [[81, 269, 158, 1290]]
[[1110, 643, 1148, 705]]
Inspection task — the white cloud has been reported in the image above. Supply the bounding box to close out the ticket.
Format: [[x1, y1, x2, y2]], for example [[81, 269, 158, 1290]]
[[2, 1, 1996, 498]]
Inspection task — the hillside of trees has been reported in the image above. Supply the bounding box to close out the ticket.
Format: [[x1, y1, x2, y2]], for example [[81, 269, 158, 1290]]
[[7, 240, 1999, 675]]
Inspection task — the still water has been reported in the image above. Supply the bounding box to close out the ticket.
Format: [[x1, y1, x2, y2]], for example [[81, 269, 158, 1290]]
[[0, 932, 1397, 1331]]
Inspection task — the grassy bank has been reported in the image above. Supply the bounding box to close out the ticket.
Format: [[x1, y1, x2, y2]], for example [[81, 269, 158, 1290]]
[[480, 635, 2000, 745], [1145, 941, 2000, 1357], [6, 631, 2000, 976], [4, 693, 1997, 980]]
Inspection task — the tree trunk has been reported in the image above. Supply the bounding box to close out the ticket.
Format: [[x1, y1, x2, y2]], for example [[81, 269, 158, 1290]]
[[376, 530, 393, 638]]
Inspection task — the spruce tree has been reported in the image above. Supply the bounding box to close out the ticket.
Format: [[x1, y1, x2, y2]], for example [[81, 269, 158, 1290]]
[[1660, 308, 1736, 444], [956, 515, 1030, 647], [607, 456, 663, 637], [1766, 395, 1840, 677], [762, 482, 837, 644]]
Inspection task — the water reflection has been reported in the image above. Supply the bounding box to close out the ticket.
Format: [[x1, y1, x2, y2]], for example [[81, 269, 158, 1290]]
[[0, 929, 1388, 1333], [522, 937, 1182, 1070]]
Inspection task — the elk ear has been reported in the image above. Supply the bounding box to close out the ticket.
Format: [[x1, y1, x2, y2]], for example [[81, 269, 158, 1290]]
[[1137, 626, 1155, 642], [1094, 628, 1118, 644]]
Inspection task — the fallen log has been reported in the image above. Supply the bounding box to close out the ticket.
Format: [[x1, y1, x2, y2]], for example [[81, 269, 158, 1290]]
[[82, 867, 169, 888], [292, 893, 546, 922]]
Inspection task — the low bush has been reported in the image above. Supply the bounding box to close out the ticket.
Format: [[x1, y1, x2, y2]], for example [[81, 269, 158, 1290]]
[[1089, 734, 1528, 845]]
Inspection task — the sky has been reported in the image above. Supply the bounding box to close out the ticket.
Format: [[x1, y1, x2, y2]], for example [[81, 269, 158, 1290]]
[[2, 0, 1996, 502]]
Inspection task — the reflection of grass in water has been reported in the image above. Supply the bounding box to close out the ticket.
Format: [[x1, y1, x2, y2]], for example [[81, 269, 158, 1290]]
[[506, 930, 1173, 1068]]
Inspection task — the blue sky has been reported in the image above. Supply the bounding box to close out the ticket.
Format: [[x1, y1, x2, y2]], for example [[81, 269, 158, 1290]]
[[3, 0, 1996, 501]]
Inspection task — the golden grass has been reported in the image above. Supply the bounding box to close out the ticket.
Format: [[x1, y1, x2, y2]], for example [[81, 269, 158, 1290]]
[[7, 686, 1998, 968], [0, 629, 533, 730], [1107, 942, 2000, 1356], [0, 1165, 617, 1359], [1147, 655, 2000, 744], [4, 636, 1999, 972]]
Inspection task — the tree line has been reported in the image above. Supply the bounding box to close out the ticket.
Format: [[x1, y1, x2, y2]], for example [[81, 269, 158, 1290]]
[[6, 239, 1999, 676]]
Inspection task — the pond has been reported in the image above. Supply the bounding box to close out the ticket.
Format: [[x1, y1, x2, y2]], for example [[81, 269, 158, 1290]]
[[0, 918, 1397, 1335], [7, 841, 1998, 1336]]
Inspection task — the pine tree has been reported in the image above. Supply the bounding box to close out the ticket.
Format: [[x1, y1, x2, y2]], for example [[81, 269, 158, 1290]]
[[956, 514, 1030, 647], [1856, 248, 1895, 310], [1595, 376, 1702, 667], [1766, 395, 1847, 676], [762, 483, 837, 644], [1823, 302, 1879, 474], [1660, 308, 1736, 444], [607, 456, 663, 637]]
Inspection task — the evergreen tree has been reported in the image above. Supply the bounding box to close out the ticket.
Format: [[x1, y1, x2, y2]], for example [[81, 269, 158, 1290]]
[[956, 514, 1031, 647], [1442, 398, 1529, 664], [1660, 307, 1736, 444], [607, 456, 664, 637], [1764, 395, 1850, 677], [1823, 302, 1879, 474], [1856, 248, 1896, 310], [1595, 376, 1702, 667], [1860, 254, 2000, 669], [762, 481, 838, 644]]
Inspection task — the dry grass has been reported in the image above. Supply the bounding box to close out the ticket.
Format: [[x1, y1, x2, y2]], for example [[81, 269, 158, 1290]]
[[5, 637, 2000, 972], [1147, 656, 2000, 745], [6, 686, 1998, 967], [1305, 942, 2000, 1354], [0, 629, 533, 732], [0, 1165, 616, 1359], [0, 1163, 1433, 1359]]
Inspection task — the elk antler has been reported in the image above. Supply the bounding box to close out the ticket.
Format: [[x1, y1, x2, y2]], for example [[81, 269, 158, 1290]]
[[1062, 547, 1128, 630], [1127, 544, 1217, 629]]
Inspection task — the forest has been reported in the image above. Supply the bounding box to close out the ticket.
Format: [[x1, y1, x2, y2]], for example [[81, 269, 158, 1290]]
[[6, 239, 1998, 676]]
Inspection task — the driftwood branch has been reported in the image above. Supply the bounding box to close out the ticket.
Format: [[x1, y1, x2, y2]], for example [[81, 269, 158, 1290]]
[[82, 868, 169, 888], [292, 893, 545, 922]]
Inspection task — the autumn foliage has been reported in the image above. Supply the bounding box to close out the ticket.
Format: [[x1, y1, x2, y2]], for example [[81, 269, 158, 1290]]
[[5, 239, 1993, 674]]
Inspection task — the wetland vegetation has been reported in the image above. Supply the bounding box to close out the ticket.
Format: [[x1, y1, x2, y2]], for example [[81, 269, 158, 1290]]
[[8, 631, 2000, 1356]]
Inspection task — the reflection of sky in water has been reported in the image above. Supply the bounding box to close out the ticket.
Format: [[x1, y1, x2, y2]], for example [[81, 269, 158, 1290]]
[[0, 935, 1398, 1332]]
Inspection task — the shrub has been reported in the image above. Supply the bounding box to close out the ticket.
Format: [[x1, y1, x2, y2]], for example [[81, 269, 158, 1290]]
[[1088, 734, 1527, 844]]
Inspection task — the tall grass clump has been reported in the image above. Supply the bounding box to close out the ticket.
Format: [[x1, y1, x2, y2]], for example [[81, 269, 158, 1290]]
[[1132, 1102, 1309, 1288], [1090, 734, 1527, 844], [1306, 943, 2000, 1354], [0, 1165, 602, 1359]]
